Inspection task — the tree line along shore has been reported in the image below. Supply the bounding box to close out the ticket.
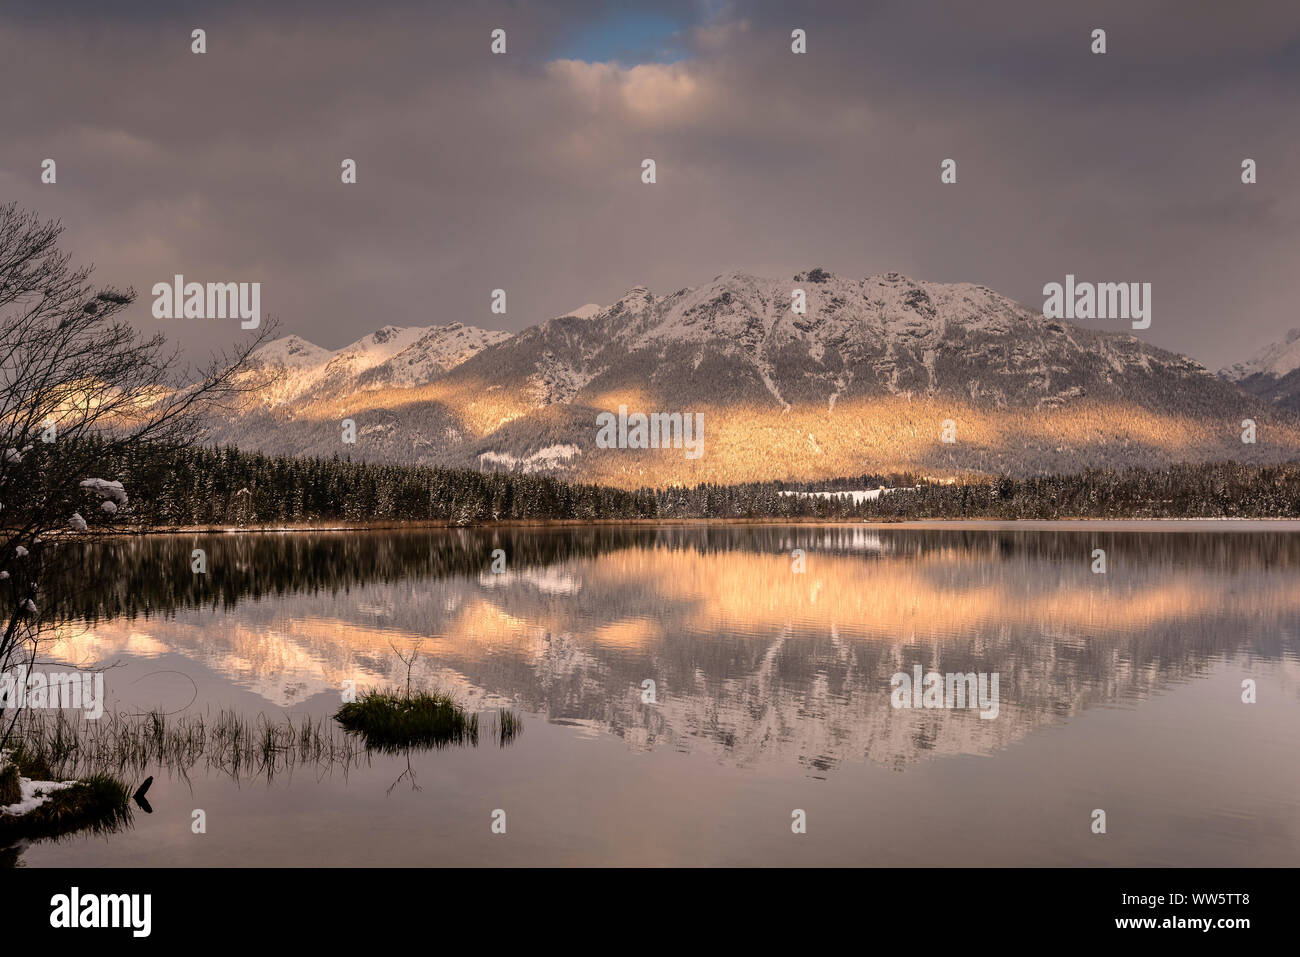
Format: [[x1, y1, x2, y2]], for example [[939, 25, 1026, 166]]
[[48, 439, 1300, 527]]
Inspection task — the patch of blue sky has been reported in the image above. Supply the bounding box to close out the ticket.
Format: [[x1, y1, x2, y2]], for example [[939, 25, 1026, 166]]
[[553, 10, 689, 65]]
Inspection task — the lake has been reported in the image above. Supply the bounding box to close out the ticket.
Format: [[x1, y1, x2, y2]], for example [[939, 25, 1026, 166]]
[[14, 523, 1300, 866]]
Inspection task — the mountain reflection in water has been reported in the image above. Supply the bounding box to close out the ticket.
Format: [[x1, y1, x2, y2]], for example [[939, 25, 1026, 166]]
[[46, 525, 1300, 774]]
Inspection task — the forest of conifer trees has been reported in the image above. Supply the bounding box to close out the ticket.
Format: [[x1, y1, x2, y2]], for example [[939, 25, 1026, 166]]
[[57, 439, 1300, 527]]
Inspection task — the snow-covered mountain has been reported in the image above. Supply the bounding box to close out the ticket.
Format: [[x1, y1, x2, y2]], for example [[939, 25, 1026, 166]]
[[354, 323, 512, 390], [1220, 328, 1300, 413], [235, 334, 332, 407], [239, 322, 510, 409], [454, 269, 1232, 411], [207, 270, 1300, 485], [561, 303, 602, 320]]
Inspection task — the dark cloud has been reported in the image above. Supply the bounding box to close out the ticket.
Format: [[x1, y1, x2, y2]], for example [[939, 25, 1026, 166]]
[[1, 0, 1297, 368]]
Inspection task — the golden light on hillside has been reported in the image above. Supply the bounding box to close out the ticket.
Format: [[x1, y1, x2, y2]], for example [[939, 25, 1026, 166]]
[[244, 379, 1297, 488]]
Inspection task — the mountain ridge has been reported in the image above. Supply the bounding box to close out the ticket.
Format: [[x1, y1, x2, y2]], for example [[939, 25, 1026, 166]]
[[208, 270, 1300, 486], [1220, 327, 1300, 413]]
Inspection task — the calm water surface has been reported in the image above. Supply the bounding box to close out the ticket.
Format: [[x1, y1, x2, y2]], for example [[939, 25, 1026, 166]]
[[15, 524, 1300, 866]]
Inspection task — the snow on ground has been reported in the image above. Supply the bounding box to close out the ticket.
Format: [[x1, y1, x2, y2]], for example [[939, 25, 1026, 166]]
[[0, 777, 77, 816], [0, 753, 78, 816], [478, 444, 582, 473], [778, 487, 904, 504]]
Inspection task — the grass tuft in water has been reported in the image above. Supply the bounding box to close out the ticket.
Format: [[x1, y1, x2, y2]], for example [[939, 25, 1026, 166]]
[[334, 689, 482, 752], [7, 708, 363, 783], [493, 708, 524, 746]]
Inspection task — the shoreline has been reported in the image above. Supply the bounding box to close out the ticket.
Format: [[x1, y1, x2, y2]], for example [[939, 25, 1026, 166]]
[[68, 516, 1300, 537]]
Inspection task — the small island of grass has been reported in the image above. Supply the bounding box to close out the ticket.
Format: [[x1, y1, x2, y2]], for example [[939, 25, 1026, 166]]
[[334, 689, 522, 752]]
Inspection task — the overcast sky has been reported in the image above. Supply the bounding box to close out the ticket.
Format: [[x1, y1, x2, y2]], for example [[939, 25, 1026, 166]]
[[2, 0, 1298, 370]]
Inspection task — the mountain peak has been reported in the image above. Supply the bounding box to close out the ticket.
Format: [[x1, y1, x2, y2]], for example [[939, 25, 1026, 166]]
[[561, 303, 603, 320], [1219, 327, 1300, 412], [252, 334, 331, 370], [1222, 327, 1300, 381], [608, 286, 653, 316], [241, 322, 509, 408]]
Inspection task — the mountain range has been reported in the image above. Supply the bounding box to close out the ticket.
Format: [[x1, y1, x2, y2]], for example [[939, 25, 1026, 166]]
[[1220, 327, 1300, 414], [205, 270, 1300, 487]]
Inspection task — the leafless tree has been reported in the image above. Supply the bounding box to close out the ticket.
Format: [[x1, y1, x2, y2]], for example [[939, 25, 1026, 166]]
[[0, 201, 276, 750], [390, 638, 425, 700]]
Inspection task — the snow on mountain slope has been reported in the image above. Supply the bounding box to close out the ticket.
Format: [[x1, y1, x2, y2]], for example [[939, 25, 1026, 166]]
[[253, 334, 333, 369], [356, 323, 511, 390], [441, 269, 1230, 416], [301, 325, 430, 399], [1222, 328, 1300, 381], [1220, 327, 1300, 413], [211, 270, 1300, 485], [243, 322, 510, 409], [239, 334, 333, 407]]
